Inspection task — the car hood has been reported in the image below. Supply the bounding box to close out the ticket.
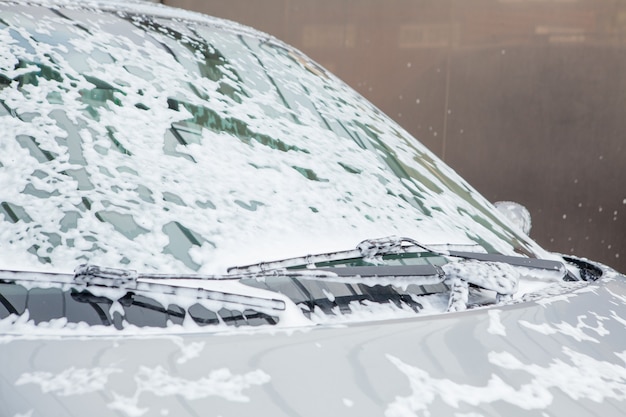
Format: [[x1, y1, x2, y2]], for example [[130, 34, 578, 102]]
[[2, 273, 626, 417], [0, 0, 554, 275]]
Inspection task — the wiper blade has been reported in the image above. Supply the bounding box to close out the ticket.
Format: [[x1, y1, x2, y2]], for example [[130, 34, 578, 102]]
[[316, 264, 443, 279], [228, 236, 410, 273], [73, 264, 242, 283], [73, 265, 286, 311], [265, 264, 446, 287]]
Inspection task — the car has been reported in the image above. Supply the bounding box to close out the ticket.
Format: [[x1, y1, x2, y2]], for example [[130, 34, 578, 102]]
[[1, 0, 625, 416]]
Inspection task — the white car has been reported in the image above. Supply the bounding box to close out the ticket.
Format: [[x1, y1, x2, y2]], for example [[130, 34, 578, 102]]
[[1, 1, 625, 416]]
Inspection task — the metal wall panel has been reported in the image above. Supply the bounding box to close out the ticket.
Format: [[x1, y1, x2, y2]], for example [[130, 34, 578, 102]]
[[166, 0, 626, 272]]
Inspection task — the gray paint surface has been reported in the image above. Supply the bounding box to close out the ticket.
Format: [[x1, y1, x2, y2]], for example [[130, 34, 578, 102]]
[[3, 277, 626, 416]]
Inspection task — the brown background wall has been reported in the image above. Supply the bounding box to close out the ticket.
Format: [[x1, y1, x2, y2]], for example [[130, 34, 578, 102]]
[[167, 0, 626, 272]]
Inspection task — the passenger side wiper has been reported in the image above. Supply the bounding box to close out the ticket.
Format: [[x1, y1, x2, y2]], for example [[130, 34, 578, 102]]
[[227, 236, 566, 275], [227, 236, 572, 312]]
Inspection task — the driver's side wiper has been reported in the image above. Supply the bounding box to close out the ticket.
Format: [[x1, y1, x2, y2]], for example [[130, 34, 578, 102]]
[[0, 265, 286, 311], [73, 264, 287, 311]]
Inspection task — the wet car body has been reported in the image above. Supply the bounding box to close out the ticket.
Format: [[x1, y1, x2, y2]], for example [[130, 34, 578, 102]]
[[1, 1, 626, 416], [4, 276, 626, 417]]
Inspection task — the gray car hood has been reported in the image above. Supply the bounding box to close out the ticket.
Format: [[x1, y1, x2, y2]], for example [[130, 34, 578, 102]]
[[2, 273, 626, 417]]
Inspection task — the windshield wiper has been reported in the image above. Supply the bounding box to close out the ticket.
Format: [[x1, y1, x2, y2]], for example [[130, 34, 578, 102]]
[[73, 264, 287, 311], [227, 236, 566, 275], [227, 236, 573, 312], [0, 265, 286, 311]]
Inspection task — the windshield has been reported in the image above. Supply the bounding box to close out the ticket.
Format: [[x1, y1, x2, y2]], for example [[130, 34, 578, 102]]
[[0, 2, 550, 274]]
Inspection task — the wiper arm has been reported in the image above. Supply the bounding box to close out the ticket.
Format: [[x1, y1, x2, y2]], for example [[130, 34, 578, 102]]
[[444, 251, 563, 272]]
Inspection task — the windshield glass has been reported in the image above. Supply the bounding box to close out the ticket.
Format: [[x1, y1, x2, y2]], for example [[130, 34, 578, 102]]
[[0, 2, 549, 274]]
